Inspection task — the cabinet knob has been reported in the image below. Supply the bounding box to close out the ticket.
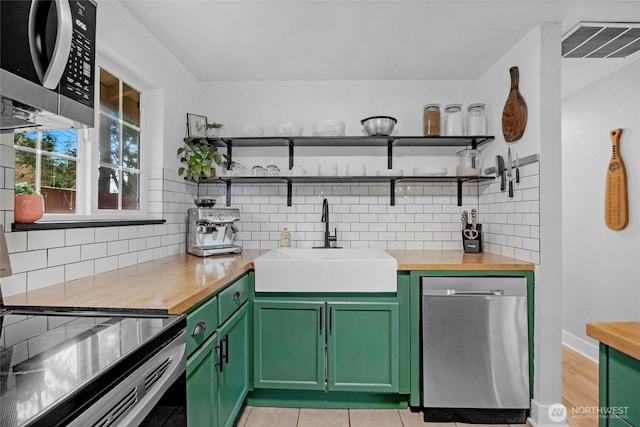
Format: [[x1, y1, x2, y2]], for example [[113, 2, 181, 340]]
[[233, 291, 242, 301], [191, 321, 207, 336]]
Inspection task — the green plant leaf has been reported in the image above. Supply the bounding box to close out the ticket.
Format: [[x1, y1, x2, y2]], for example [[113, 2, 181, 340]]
[[178, 167, 185, 176]]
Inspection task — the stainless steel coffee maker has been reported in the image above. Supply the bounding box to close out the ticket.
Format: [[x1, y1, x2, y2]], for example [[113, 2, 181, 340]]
[[186, 204, 242, 257]]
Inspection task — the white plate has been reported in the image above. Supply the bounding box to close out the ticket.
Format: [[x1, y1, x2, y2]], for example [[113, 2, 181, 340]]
[[413, 167, 447, 176], [376, 169, 403, 176]]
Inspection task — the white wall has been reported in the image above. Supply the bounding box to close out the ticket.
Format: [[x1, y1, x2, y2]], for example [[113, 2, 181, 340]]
[[96, 1, 200, 170], [562, 60, 640, 360], [478, 23, 563, 426]]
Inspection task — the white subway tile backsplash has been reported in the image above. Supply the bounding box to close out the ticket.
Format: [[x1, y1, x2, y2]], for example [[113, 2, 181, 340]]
[[65, 260, 95, 281], [118, 226, 138, 240], [0, 273, 26, 296], [95, 256, 119, 274], [27, 266, 64, 291], [5, 231, 27, 253], [81, 243, 107, 260], [65, 228, 95, 246], [118, 253, 138, 268], [10, 250, 47, 273], [48, 246, 81, 267], [107, 240, 129, 256], [95, 227, 117, 243], [27, 230, 65, 250]]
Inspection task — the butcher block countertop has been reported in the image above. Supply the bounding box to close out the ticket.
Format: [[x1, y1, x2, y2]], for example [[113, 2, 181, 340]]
[[389, 250, 535, 271], [4, 250, 534, 315], [587, 322, 640, 361]]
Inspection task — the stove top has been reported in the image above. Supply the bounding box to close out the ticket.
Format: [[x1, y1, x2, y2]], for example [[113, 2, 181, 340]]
[[0, 309, 185, 427]]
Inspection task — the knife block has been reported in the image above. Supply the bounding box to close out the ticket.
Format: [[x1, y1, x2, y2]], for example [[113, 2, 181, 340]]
[[462, 224, 482, 253]]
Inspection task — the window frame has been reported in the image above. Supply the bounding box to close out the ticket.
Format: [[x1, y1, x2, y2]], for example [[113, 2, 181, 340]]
[[29, 62, 149, 222], [95, 67, 144, 214], [14, 130, 83, 216]]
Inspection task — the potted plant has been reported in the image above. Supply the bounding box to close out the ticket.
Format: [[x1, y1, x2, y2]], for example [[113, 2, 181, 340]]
[[14, 182, 44, 223], [203, 122, 224, 138], [177, 137, 231, 182]]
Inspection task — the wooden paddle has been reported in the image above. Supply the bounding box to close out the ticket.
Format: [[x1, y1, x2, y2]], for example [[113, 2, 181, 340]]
[[502, 66, 528, 142], [605, 129, 628, 230]]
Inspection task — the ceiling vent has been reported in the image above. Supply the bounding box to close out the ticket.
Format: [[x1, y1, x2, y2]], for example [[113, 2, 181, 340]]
[[562, 22, 640, 58]]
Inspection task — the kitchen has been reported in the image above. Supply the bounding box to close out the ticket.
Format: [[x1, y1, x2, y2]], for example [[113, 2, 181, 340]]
[[0, 0, 639, 426]]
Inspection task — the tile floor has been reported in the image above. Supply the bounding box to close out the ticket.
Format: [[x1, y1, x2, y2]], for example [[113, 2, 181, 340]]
[[234, 406, 530, 427]]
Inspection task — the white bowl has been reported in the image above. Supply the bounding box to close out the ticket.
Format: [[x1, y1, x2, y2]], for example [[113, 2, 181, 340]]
[[275, 122, 303, 136], [318, 163, 338, 176], [313, 119, 346, 136], [242, 124, 264, 137], [414, 167, 447, 176], [376, 169, 403, 176], [346, 163, 366, 176]]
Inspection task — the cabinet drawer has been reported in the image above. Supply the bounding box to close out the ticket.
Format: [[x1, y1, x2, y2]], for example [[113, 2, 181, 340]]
[[219, 274, 249, 324], [187, 295, 218, 356]]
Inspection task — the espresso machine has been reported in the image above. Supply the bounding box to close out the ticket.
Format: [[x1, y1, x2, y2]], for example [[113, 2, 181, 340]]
[[186, 205, 242, 257]]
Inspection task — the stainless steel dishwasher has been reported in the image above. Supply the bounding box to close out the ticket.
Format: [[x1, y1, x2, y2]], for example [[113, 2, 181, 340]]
[[421, 276, 529, 424]]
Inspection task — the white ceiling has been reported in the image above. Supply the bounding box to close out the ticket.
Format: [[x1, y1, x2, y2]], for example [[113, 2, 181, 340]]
[[119, 0, 640, 87]]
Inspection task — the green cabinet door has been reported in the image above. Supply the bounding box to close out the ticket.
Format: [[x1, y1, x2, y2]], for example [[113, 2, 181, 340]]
[[187, 331, 219, 427], [607, 348, 640, 426], [327, 301, 399, 393], [254, 300, 325, 390], [217, 304, 250, 427]]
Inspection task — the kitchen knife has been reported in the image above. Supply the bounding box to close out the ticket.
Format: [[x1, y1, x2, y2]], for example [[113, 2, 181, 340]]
[[496, 155, 505, 192], [507, 148, 513, 197], [515, 152, 520, 183]]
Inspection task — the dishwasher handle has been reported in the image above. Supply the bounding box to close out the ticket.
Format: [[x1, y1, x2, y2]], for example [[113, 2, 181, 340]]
[[424, 289, 504, 296]]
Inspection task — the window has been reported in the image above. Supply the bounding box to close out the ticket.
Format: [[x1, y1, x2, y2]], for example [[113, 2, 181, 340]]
[[14, 130, 79, 214], [97, 68, 141, 210], [13, 67, 143, 218]]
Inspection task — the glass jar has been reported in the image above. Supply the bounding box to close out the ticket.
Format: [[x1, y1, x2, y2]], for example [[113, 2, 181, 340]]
[[455, 148, 482, 176], [443, 104, 463, 136], [423, 104, 440, 136], [466, 103, 487, 135]]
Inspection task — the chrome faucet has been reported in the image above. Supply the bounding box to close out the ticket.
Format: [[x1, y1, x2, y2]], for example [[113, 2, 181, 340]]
[[314, 198, 339, 248]]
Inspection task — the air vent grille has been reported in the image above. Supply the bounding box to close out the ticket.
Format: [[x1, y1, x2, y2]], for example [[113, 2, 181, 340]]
[[144, 357, 172, 393], [92, 388, 138, 427], [562, 22, 640, 59]]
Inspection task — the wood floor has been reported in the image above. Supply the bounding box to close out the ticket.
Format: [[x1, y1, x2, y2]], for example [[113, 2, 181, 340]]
[[562, 346, 599, 427], [236, 346, 599, 426]]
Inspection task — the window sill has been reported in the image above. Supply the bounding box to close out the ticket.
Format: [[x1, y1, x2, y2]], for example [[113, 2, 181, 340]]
[[12, 219, 166, 232]]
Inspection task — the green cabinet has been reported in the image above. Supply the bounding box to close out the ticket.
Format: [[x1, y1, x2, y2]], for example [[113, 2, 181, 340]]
[[253, 298, 399, 393], [217, 304, 250, 427], [253, 300, 325, 390], [187, 330, 219, 427], [599, 345, 640, 427], [186, 273, 251, 427], [327, 302, 399, 392]]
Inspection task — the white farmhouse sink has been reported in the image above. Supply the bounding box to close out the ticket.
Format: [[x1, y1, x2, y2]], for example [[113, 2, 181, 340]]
[[254, 248, 397, 292]]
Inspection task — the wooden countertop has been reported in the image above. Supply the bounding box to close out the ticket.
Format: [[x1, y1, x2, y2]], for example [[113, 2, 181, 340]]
[[4, 249, 534, 315], [5, 250, 267, 315], [587, 322, 640, 361], [389, 250, 535, 271]]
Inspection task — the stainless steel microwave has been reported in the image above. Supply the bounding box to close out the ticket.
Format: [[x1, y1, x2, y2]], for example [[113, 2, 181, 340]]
[[0, 0, 97, 131]]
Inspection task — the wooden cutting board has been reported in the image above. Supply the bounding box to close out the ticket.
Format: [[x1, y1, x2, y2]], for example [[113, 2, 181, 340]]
[[605, 129, 628, 230], [502, 66, 528, 142]]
